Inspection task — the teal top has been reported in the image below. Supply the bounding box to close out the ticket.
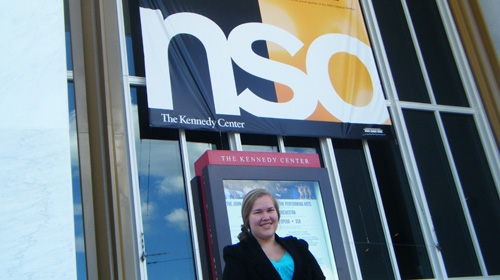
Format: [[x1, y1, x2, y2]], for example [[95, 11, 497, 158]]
[[269, 251, 295, 280]]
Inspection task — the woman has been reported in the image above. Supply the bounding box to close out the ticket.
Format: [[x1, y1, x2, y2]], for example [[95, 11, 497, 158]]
[[222, 189, 325, 280]]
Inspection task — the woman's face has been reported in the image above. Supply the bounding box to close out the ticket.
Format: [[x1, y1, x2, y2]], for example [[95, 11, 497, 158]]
[[248, 195, 279, 242]]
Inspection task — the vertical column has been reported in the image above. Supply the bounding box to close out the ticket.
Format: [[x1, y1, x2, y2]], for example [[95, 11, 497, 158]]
[[68, 0, 140, 278]]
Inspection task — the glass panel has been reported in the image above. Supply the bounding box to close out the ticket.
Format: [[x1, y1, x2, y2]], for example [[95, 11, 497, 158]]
[[131, 90, 196, 279], [405, 0, 469, 107], [371, 0, 430, 103], [65, 0, 83, 276], [123, 0, 145, 77], [187, 141, 215, 177], [369, 139, 433, 279], [403, 109, 481, 277], [137, 140, 196, 279], [68, 82, 87, 279], [185, 130, 226, 177], [441, 113, 500, 275], [241, 134, 278, 152], [64, 0, 72, 71], [283, 136, 321, 156], [333, 140, 394, 280]]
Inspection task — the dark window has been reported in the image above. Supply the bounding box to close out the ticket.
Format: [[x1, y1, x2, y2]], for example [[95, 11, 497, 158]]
[[185, 130, 228, 151], [371, 0, 430, 103], [123, 0, 145, 76], [405, 0, 469, 107], [403, 109, 481, 277], [369, 139, 433, 279], [441, 113, 500, 275], [333, 140, 394, 280]]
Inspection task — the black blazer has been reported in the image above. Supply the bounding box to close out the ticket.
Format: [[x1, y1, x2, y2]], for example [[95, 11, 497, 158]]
[[222, 234, 325, 280]]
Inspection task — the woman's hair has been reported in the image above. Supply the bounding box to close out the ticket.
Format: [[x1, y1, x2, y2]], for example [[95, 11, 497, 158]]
[[237, 188, 280, 241]]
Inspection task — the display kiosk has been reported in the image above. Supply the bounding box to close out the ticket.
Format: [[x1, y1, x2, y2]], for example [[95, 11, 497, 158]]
[[191, 150, 350, 280]]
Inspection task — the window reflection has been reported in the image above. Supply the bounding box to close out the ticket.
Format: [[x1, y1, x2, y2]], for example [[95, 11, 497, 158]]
[[187, 142, 215, 178], [131, 89, 196, 280], [286, 146, 316, 154], [64, 0, 72, 71], [184, 129, 227, 176], [283, 136, 321, 156], [137, 139, 195, 279], [68, 82, 87, 279], [241, 134, 278, 152], [242, 144, 278, 152]]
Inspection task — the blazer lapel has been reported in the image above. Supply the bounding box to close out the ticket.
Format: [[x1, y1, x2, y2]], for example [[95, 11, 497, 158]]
[[276, 236, 304, 280], [244, 235, 283, 280]]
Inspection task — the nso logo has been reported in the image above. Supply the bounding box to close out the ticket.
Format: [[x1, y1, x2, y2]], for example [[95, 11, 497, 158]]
[[140, 8, 389, 124]]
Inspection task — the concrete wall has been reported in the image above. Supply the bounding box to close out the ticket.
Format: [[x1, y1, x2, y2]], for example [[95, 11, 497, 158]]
[[0, 1, 76, 279]]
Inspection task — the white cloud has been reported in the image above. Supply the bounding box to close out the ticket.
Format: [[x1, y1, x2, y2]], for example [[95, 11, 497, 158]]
[[69, 109, 79, 169], [157, 175, 185, 195], [75, 236, 85, 253], [140, 201, 156, 233], [141, 201, 155, 218], [73, 203, 82, 216], [136, 139, 183, 178], [165, 208, 189, 231]]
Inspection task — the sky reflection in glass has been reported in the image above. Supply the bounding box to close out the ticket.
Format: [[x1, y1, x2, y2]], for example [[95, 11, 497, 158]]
[[68, 82, 87, 279], [131, 89, 196, 279]]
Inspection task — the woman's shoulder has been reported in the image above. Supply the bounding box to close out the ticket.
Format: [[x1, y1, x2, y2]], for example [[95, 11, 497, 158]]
[[278, 236, 309, 251], [223, 241, 242, 252], [223, 240, 248, 258]]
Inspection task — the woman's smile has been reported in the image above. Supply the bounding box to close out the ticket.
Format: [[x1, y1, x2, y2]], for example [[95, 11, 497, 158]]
[[260, 221, 273, 228]]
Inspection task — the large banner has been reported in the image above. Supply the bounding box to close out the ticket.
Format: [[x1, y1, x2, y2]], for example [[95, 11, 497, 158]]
[[139, 0, 392, 139]]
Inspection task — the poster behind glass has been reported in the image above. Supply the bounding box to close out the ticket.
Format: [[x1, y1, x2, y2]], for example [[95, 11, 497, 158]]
[[224, 180, 337, 279]]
